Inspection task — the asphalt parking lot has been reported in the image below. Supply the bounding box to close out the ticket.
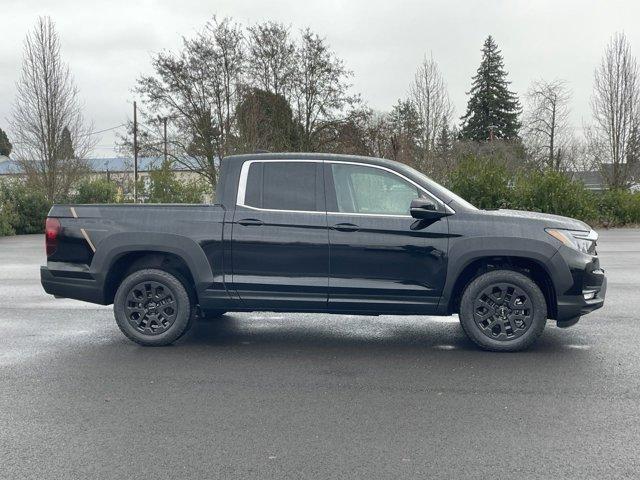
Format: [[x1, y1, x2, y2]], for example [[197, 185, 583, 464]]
[[1, 230, 639, 479]]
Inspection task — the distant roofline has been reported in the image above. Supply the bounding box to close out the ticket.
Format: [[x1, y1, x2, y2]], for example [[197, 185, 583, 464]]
[[0, 155, 219, 175]]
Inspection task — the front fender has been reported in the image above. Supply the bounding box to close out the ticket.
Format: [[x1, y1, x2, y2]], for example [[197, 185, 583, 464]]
[[438, 235, 572, 313]]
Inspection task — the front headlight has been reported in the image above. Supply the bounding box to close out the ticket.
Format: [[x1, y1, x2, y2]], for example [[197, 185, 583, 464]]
[[546, 228, 598, 254]]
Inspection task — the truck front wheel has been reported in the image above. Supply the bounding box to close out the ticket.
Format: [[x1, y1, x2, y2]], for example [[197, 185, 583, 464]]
[[459, 270, 547, 352], [113, 268, 195, 346]]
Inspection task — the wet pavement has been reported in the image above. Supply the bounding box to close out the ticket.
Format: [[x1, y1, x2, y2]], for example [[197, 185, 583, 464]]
[[1, 230, 639, 479]]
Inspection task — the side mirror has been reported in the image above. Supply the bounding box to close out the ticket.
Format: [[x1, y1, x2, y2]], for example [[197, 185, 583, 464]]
[[410, 198, 449, 220]]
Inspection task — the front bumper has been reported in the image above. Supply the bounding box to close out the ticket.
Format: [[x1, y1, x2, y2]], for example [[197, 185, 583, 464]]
[[554, 246, 607, 326]]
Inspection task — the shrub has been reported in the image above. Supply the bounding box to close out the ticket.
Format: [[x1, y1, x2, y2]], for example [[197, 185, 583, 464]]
[[74, 178, 119, 204], [0, 181, 50, 234], [0, 200, 16, 236], [511, 170, 598, 223], [446, 155, 512, 209], [447, 160, 640, 226], [594, 189, 640, 226], [146, 160, 209, 204]]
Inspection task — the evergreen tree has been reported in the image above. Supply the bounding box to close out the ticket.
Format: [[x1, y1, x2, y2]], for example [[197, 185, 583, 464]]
[[626, 124, 640, 165], [460, 36, 521, 141], [0, 127, 12, 156], [389, 100, 421, 145], [236, 88, 300, 152], [389, 99, 422, 166], [435, 121, 453, 155], [56, 127, 75, 159]]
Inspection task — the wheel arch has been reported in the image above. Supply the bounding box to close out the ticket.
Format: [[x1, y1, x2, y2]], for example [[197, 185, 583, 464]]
[[92, 232, 214, 305], [446, 255, 557, 319], [104, 251, 199, 304]]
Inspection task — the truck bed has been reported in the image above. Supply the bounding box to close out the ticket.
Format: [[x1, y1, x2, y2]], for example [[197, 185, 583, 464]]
[[43, 203, 227, 305]]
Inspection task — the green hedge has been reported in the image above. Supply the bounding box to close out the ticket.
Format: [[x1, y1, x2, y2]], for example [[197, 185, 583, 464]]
[[75, 178, 119, 204], [145, 160, 209, 204], [447, 156, 640, 226], [0, 169, 210, 236], [447, 156, 512, 209], [2, 161, 639, 238], [0, 182, 50, 234], [0, 179, 118, 236], [594, 189, 640, 226], [0, 200, 15, 236], [511, 170, 599, 223]]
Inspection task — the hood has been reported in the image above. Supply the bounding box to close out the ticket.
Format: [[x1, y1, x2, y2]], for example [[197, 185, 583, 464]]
[[479, 209, 591, 231]]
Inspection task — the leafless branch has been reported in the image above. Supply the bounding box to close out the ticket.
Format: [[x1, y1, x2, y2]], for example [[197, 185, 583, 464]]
[[588, 32, 640, 188], [523, 78, 573, 171]]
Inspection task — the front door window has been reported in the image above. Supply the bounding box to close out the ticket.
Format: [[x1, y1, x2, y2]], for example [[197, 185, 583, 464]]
[[330, 163, 420, 216]]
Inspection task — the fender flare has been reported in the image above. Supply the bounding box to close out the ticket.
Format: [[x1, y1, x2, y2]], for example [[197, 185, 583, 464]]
[[438, 236, 570, 313], [91, 232, 215, 297]]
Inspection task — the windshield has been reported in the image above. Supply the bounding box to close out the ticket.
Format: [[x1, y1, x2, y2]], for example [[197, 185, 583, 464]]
[[395, 164, 478, 211]]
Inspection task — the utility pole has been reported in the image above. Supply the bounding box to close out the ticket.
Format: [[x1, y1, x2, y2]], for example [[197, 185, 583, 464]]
[[133, 101, 138, 203]]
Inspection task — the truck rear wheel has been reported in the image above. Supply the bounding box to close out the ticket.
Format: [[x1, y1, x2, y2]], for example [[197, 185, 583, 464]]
[[114, 268, 195, 346], [459, 270, 547, 352]]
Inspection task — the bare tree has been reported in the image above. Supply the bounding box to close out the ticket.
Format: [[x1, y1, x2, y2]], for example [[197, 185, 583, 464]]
[[10, 17, 94, 202], [409, 54, 453, 158], [246, 22, 295, 99], [588, 32, 640, 188], [291, 29, 358, 151], [132, 17, 245, 190], [524, 79, 573, 171]]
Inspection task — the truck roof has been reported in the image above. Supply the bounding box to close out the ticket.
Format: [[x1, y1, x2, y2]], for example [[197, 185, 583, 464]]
[[223, 152, 404, 170]]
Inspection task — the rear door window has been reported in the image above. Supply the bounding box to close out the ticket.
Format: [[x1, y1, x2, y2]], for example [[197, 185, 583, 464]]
[[243, 161, 323, 212]]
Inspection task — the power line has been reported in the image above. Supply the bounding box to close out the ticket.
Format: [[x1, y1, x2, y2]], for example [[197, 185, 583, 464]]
[[79, 123, 127, 137]]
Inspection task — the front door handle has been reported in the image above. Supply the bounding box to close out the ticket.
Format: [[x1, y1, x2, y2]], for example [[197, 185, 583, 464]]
[[238, 218, 264, 226], [331, 223, 359, 232]]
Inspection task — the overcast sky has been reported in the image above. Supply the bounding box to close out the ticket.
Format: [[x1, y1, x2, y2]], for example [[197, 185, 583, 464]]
[[2, 0, 640, 158]]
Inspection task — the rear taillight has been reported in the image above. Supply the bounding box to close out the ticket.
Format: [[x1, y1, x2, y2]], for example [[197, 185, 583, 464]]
[[45, 217, 61, 257]]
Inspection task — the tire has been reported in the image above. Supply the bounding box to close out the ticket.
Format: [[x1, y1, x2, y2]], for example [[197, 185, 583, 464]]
[[113, 268, 196, 346], [459, 270, 547, 352]]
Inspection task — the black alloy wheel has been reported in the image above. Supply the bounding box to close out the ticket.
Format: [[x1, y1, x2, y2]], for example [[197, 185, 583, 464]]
[[125, 280, 178, 335], [472, 283, 533, 341], [459, 270, 547, 352], [114, 269, 195, 346]]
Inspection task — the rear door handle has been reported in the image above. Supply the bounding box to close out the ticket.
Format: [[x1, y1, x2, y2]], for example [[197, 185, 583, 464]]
[[238, 218, 264, 226], [331, 223, 359, 232]]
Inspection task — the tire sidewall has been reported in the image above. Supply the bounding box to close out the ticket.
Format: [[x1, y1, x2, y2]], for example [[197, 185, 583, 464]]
[[114, 269, 192, 346], [459, 270, 547, 351]]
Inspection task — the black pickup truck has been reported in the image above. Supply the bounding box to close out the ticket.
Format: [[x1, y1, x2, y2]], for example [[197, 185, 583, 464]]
[[41, 153, 606, 351]]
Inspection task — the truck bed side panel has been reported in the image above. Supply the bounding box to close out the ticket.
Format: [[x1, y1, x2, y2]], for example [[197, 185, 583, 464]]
[[43, 204, 229, 307]]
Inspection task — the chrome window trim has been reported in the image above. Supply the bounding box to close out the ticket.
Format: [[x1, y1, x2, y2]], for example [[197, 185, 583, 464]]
[[330, 211, 413, 218], [235, 159, 455, 216], [237, 203, 325, 215]]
